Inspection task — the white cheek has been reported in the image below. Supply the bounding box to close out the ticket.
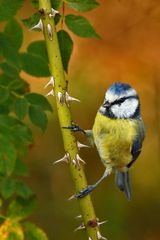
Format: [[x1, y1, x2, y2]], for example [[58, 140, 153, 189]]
[[111, 99, 139, 118]]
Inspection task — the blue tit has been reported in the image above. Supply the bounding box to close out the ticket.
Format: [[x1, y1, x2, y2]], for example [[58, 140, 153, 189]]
[[75, 82, 145, 200]]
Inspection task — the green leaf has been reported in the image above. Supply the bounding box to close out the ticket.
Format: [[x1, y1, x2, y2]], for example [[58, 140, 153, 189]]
[[0, 0, 24, 22], [0, 33, 20, 67], [7, 197, 36, 221], [31, 0, 38, 9], [0, 75, 29, 95], [14, 158, 29, 177], [65, 14, 99, 38], [22, 12, 41, 29], [23, 222, 48, 240], [0, 178, 16, 199], [25, 93, 52, 112], [0, 115, 20, 128], [20, 53, 50, 77], [27, 41, 48, 61], [57, 30, 73, 72], [0, 86, 9, 103], [0, 62, 19, 77], [16, 181, 33, 199], [51, 0, 62, 10], [11, 123, 33, 146], [67, 0, 99, 12], [0, 135, 17, 175], [29, 105, 48, 131], [4, 18, 23, 50], [14, 97, 28, 120], [8, 231, 23, 240], [54, 14, 61, 25], [8, 78, 30, 94]]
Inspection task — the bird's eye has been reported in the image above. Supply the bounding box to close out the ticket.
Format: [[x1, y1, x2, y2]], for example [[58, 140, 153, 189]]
[[114, 98, 126, 106]]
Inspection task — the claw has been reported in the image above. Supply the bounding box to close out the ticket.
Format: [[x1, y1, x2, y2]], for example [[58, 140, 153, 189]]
[[76, 154, 86, 165], [74, 223, 85, 232], [53, 153, 70, 165], [47, 23, 53, 40], [62, 124, 86, 134], [45, 89, 54, 97], [77, 141, 90, 150], [75, 185, 95, 199], [97, 231, 107, 240], [29, 19, 43, 31], [65, 92, 80, 106], [49, 8, 59, 18], [44, 76, 54, 89]]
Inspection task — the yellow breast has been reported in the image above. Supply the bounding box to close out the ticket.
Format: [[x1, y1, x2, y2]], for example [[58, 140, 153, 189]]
[[92, 112, 139, 170]]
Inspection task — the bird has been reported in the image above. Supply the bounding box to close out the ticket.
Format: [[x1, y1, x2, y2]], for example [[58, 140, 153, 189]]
[[65, 82, 145, 200]]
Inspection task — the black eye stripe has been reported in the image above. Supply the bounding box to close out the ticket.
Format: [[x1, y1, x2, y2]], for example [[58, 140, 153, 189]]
[[111, 95, 138, 106]]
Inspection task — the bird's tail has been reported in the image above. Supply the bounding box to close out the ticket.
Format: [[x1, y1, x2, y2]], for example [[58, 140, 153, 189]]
[[115, 171, 132, 200]]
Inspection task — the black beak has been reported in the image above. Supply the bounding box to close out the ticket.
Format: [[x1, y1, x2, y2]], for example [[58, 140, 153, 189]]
[[103, 101, 110, 108]]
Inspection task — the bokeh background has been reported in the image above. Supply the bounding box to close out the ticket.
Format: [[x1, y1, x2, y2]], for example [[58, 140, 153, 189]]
[[14, 0, 160, 239]]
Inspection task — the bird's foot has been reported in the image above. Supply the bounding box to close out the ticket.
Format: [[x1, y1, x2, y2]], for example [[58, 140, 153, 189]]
[[62, 124, 86, 134], [75, 185, 94, 198]]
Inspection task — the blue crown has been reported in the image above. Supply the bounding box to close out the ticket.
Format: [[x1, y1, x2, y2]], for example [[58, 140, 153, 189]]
[[108, 82, 132, 95]]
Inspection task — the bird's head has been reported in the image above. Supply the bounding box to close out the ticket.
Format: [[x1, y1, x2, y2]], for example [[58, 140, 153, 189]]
[[99, 82, 140, 119]]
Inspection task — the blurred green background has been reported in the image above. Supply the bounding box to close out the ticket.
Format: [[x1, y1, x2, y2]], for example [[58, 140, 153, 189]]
[[14, 0, 160, 239]]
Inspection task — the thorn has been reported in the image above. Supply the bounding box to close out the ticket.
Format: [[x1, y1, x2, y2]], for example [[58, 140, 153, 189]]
[[47, 23, 53, 40], [77, 141, 90, 150], [89, 238, 93, 240], [74, 223, 85, 232], [44, 76, 54, 89], [65, 92, 80, 106], [58, 91, 64, 105], [45, 89, 54, 97], [72, 159, 77, 166], [49, 8, 59, 18], [29, 19, 43, 31], [76, 154, 86, 165], [53, 153, 70, 165], [75, 215, 82, 219], [98, 220, 108, 226], [97, 231, 107, 240], [68, 194, 76, 201]]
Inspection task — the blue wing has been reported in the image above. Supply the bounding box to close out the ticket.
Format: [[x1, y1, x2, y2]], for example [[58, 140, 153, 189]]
[[127, 118, 145, 168]]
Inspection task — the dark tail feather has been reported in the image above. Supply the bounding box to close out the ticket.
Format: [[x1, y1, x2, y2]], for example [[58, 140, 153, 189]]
[[115, 171, 132, 200]]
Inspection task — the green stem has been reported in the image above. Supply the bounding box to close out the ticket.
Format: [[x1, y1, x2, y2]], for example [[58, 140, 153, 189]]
[[38, 0, 100, 239]]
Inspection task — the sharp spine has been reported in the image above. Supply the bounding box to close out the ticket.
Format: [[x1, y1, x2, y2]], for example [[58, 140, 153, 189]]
[[77, 141, 90, 150], [65, 92, 80, 106], [74, 223, 85, 232], [98, 220, 108, 226], [44, 76, 54, 89], [89, 238, 93, 240], [53, 153, 70, 165], [49, 8, 59, 18], [46, 89, 54, 97], [58, 92, 64, 105], [47, 23, 53, 40], [68, 194, 76, 201], [29, 19, 43, 31], [75, 215, 82, 219], [72, 159, 77, 166], [76, 154, 86, 165], [97, 231, 107, 240]]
